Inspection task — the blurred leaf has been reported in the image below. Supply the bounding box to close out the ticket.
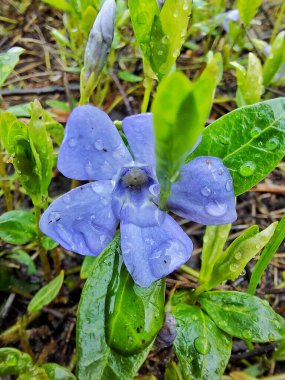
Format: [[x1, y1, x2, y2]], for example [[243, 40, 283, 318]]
[[42, 363, 76, 379], [118, 71, 143, 82], [273, 339, 285, 361], [248, 215, 285, 295], [10, 249, 37, 275], [7, 103, 31, 117], [164, 360, 183, 380], [0, 47, 24, 88], [263, 31, 285, 86], [41, 236, 59, 250], [77, 236, 152, 380], [46, 100, 70, 112], [205, 223, 277, 290], [0, 347, 33, 375], [199, 224, 231, 285], [105, 253, 165, 355], [173, 304, 231, 380], [237, 0, 261, 26], [187, 98, 285, 196], [0, 267, 13, 291], [231, 53, 263, 107], [0, 210, 36, 245], [230, 372, 257, 380], [80, 256, 97, 279], [18, 366, 49, 379], [42, 0, 73, 11], [199, 291, 285, 342], [28, 270, 64, 313]]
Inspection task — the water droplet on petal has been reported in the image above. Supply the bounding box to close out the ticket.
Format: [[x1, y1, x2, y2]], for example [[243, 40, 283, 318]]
[[94, 139, 104, 151], [239, 162, 256, 177], [201, 186, 211, 197], [225, 179, 233, 192], [85, 162, 94, 176], [217, 167, 224, 175], [92, 181, 104, 194], [205, 200, 227, 217], [68, 138, 77, 147], [266, 137, 279, 151], [112, 144, 126, 160], [63, 194, 71, 203], [194, 336, 210, 354], [149, 184, 160, 196]]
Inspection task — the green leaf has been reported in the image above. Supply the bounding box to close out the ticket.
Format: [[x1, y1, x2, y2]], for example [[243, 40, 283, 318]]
[[152, 71, 198, 199], [248, 215, 285, 295], [0, 47, 24, 88], [42, 363, 76, 380], [273, 339, 285, 361], [187, 98, 285, 196], [0, 347, 33, 375], [7, 103, 31, 117], [42, 0, 73, 11], [263, 31, 285, 86], [80, 256, 97, 279], [199, 224, 231, 285], [77, 236, 153, 380], [18, 366, 49, 380], [105, 253, 165, 355], [41, 235, 59, 250], [231, 53, 263, 107], [0, 210, 36, 245], [199, 291, 285, 342], [28, 270, 64, 313], [10, 249, 37, 275], [237, 0, 261, 26], [173, 304, 232, 380], [165, 360, 183, 380], [205, 222, 277, 289], [118, 71, 143, 83]]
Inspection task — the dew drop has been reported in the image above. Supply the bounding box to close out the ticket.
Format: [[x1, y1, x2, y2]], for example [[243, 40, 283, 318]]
[[255, 243, 261, 250], [266, 137, 279, 151], [194, 336, 211, 354], [219, 320, 227, 329], [183, 1, 189, 10], [149, 184, 160, 196], [94, 139, 104, 151], [158, 50, 163, 56], [239, 162, 256, 177], [201, 186, 211, 197], [240, 269, 246, 276], [92, 181, 104, 194], [63, 194, 71, 203], [205, 200, 227, 217], [225, 179, 233, 192], [230, 263, 238, 272], [242, 329, 252, 339], [68, 138, 77, 147], [85, 162, 94, 176], [173, 49, 180, 58], [234, 251, 242, 260], [181, 29, 186, 38], [162, 35, 170, 44], [112, 144, 126, 160], [219, 135, 229, 145], [250, 126, 262, 138], [217, 167, 224, 175]]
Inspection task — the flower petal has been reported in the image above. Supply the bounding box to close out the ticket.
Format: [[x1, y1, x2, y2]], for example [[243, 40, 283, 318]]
[[40, 181, 118, 256], [168, 156, 237, 225], [122, 113, 155, 166], [120, 202, 193, 287], [58, 105, 132, 180]]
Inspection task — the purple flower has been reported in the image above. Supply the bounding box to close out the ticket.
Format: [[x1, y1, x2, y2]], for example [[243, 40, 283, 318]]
[[40, 105, 236, 287]]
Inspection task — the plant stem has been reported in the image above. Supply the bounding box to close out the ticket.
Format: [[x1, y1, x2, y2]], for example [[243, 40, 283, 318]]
[[141, 76, 153, 113], [34, 205, 52, 282], [180, 265, 200, 279]]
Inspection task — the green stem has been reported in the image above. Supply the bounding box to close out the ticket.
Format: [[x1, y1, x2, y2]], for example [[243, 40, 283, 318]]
[[180, 265, 200, 279], [34, 205, 51, 282], [0, 151, 13, 211], [141, 76, 153, 113]]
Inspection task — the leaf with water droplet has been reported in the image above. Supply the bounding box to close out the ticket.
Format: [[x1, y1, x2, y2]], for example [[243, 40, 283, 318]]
[[173, 304, 231, 380], [0, 46, 24, 87], [187, 98, 285, 196], [199, 290, 285, 342]]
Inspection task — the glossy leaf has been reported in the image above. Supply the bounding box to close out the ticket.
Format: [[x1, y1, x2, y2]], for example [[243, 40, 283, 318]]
[[263, 31, 285, 86], [199, 291, 285, 342], [80, 256, 97, 279], [187, 98, 285, 196], [173, 304, 232, 380], [199, 224, 231, 285], [10, 249, 37, 275], [28, 270, 64, 314], [237, 0, 261, 26], [0, 47, 24, 87], [0, 347, 33, 375], [77, 236, 154, 380], [231, 53, 263, 107], [0, 210, 36, 245], [165, 360, 183, 380], [42, 363, 76, 380], [205, 223, 277, 289], [105, 253, 165, 354], [248, 215, 285, 295]]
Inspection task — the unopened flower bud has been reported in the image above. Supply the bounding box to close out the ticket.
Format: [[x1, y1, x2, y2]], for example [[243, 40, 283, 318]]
[[155, 313, 177, 348], [83, 0, 116, 83]]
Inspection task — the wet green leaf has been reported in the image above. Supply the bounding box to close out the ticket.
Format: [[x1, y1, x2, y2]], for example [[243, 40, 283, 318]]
[[80, 256, 97, 279], [173, 304, 231, 380], [0, 47, 24, 87], [165, 360, 183, 380], [28, 270, 64, 313], [231, 53, 263, 106], [42, 363, 76, 379], [206, 223, 277, 289], [0, 210, 36, 245], [41, 235, 58, 250], [77, 236, 153, 380], [263, 31, 285, 86], [10, 249, 37, 275], [187, 98, 285, 195], [199, 224, 231, 285], [237, 0, 261, 26], [105, 253, 165, 355], [0, 347, 33, 375], [199, 291, 285, 342]]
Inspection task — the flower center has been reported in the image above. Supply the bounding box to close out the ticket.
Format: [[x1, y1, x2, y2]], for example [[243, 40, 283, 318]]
[[121, 168, 148, 190]]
